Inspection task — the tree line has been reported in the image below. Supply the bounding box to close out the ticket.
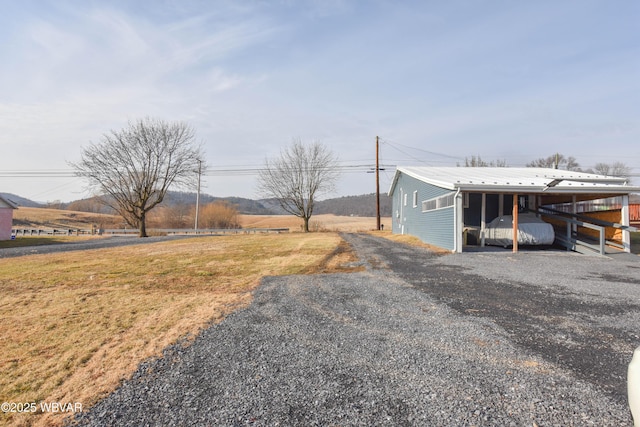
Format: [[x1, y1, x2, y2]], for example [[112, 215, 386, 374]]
[[460, 153, 630, 177]]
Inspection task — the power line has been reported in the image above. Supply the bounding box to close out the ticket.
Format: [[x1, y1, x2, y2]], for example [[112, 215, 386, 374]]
[[0, 164, 399, 179], [379, 139, 465, 163], [3, 160, 640, 178], [0, 170, 76, 177]]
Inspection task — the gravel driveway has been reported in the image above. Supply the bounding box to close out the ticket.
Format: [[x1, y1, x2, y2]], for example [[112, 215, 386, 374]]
[[71, 233, 639, 426]]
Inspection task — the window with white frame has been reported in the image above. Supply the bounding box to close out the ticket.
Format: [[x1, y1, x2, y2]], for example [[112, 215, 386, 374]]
[[422, 192, 456, 212], [412, 191, 418, 208]]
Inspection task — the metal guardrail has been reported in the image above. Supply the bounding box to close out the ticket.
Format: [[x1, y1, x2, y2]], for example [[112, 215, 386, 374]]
[[12, 227, 290, 237], [12, 228, 94, 236], [101, 228, 290, 235]]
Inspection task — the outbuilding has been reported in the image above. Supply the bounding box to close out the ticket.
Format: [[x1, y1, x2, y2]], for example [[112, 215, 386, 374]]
[[0, 195, 18, 240], [388, 167, 640, 254]]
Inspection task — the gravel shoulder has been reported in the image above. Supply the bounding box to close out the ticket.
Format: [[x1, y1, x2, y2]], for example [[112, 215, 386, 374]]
[[71, 233, 638, 426]]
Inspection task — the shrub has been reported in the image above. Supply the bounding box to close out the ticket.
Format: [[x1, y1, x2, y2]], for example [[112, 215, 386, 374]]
[[198, 201, 240, 229]]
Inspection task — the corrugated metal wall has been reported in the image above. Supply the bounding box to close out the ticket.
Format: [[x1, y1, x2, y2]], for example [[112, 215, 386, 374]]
[[391, 172, 455, 250]]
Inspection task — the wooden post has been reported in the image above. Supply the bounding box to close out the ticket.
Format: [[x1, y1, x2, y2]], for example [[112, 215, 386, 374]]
[[195, 159, 202, 231], [376, 136, 381, 231], [622, 194, 631, 253], [512, 194, 519, 253]]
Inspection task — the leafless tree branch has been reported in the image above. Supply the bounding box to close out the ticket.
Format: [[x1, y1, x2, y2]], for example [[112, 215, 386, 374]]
[[257, 139, 339, 232], [70, 117, 204, 237]]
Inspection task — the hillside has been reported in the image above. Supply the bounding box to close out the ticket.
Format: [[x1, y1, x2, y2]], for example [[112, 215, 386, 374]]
[[12, 207, 124, 229], [316, 194, 392, 217], [154, 192, 392, 217], [5, 191, 391, 217]]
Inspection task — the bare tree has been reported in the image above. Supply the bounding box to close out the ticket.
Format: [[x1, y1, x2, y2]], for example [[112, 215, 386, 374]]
[[527, 153, 581, 171], [593, 161, 630, 177], [71, 118, 204, 237], [459, 155, 508, 167], [258, 139, 339, 232]]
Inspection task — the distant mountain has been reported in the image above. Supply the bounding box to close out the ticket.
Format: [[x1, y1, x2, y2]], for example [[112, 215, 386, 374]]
[[246, 194, 392, 217], [156, 192, 391, 217], [159, 192, 275, 215], [0, 193, 44, 208]]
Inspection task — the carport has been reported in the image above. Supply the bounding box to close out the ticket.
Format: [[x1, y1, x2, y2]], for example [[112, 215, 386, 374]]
[[389, 167, 640, 254]]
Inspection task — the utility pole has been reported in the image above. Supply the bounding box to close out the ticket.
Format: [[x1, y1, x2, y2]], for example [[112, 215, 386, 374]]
[[368, 136, 384, 230], [194, 159, 202, 231], [376, 136, 381, 231]]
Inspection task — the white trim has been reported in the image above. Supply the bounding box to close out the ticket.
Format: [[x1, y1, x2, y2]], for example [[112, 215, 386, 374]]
[[454, 189, 463, 253]]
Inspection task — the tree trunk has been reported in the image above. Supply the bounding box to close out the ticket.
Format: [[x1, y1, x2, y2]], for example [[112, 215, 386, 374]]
[[303, 216, 310, 232], [139, 212, 148, 237]]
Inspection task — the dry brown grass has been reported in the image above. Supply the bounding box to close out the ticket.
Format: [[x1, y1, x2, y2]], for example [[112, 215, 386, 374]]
[[0, 233, 347, 427], [240, 214, 392, 233], [14, 207, 387, 234], [368, 230, 452, 254], [13, 207, 122, 229]]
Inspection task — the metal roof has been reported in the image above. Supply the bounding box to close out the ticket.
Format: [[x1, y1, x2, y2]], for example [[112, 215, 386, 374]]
[[0, 195, 18, 209], [388, 167, 640, 195]]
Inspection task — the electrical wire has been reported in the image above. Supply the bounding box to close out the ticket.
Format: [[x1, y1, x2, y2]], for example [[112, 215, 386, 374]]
[[379, 138, 465, 164]]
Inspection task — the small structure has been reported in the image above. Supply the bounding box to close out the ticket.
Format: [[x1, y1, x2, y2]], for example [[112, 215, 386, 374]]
[[388, 167, 640, 254], [0, 195, 18, 240]]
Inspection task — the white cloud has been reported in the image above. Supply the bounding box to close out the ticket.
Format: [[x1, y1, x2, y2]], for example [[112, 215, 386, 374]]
[[0, 0, 638, 201]]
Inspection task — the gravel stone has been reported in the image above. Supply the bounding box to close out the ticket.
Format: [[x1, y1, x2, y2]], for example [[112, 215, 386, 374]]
[[69, 233, 637, 426]]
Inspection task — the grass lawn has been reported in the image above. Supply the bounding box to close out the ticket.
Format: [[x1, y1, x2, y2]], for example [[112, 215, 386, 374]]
[[0, 233, 349, 427]]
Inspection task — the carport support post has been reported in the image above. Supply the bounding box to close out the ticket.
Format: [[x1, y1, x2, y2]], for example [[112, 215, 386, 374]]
[[572, 195, 577, 237], [512, 193, 519, 253], [622, 194, 631, 253], [480, 193, 486, 247]]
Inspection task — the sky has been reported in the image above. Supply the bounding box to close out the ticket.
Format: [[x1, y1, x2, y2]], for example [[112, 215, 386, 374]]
[[0, 0, 638, 203]]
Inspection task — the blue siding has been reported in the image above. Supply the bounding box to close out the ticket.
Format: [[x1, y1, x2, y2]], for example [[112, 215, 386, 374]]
[[391, 172, 455, 250]]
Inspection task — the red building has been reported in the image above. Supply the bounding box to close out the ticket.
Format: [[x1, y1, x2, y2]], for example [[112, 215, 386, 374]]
[[0, 195, 18, 240]]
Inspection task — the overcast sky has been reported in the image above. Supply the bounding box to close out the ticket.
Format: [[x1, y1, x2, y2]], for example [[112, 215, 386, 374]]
[[1, 0, 638, 203]]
